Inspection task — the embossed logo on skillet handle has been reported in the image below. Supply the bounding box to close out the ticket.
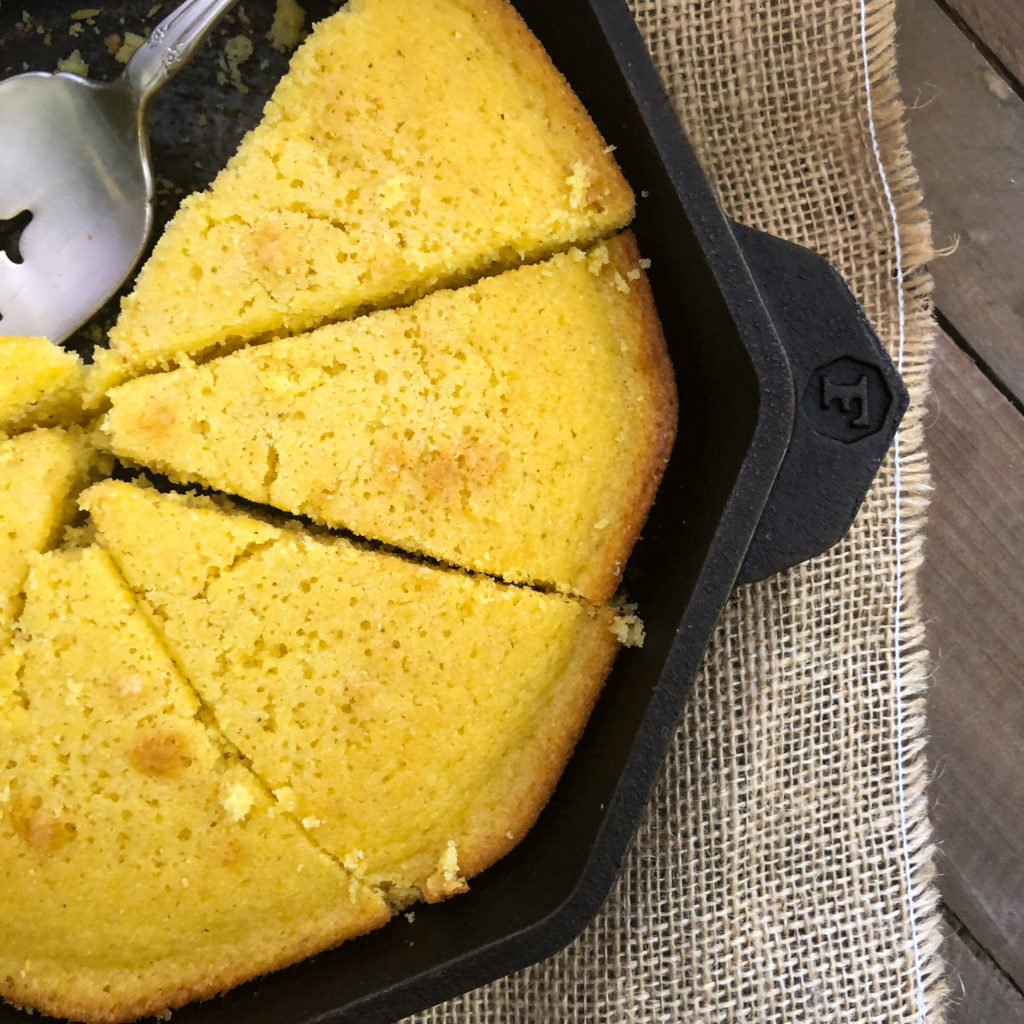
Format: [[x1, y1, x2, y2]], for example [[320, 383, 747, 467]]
[[729, 219, 910, 585]]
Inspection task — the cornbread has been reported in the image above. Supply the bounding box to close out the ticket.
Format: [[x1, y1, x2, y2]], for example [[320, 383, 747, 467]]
[[0, 545, 390, 1023], [0, 1, 678, 1018], [0, 428, 91, 646], [94, 0, 632, 389], [102, 233, 675, 602], [82, 480, 620, 896], [0, 337, 83, 432]]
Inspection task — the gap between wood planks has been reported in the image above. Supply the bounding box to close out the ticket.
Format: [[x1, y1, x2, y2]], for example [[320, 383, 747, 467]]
[[898, 0, 1024, 403], [937, 0, 1024, 100], [943, 907, 1024, 1024]]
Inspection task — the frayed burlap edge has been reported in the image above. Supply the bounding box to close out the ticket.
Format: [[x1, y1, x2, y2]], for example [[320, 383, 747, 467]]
[[861, 0, 947, 1017]]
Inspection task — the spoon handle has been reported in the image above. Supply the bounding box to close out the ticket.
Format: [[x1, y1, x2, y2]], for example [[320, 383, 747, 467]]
[[121, 0, 241, 108]]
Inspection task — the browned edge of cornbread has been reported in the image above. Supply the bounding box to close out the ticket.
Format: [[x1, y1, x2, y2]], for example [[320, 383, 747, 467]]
[[578, 233, 678, 604]]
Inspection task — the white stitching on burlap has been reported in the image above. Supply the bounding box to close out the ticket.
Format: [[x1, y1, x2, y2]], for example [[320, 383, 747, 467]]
[[858, 2, 927, 1022]]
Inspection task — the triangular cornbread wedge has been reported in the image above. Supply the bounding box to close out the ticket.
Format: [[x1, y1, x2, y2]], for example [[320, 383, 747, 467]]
[[0, 337, 83, 433], [82, 480, 620, 900], [95, 0, 633, 388], [101, 233, 675, 602], [0, 428, 92, 646], [0, 545, 391, 1024]]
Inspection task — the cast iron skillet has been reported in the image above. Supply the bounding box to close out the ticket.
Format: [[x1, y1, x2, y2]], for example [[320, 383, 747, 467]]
[[0, 2, 907, 1021]]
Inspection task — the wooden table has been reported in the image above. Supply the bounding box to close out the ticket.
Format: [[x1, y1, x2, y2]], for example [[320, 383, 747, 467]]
[[896, 0, 1024, 1019]]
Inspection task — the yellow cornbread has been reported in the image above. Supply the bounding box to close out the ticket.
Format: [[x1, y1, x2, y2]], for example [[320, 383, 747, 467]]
[[82, 480, 620, 898], [101, 233, 675, 602], [0, 428, 92, 646], [0, 2, 677, 1017], [94, 0, 632, 389], [0, 545, 391, 1024], [0, 337, 83, 432]]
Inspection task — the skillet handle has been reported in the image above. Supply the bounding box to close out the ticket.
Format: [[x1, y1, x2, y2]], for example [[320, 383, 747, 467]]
[[729, 220, 909, 585]]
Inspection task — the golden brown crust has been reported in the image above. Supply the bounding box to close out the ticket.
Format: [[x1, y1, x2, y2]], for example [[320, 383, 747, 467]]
[[442, 605, 621, 889], [2, 901, 392, 1024], [575, 232, 678, 604]]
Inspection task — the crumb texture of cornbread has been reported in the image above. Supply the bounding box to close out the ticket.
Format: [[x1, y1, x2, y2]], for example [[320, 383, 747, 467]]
[[0, 428, 91, 646], [0, 337, 83, 432], [100, 0, 633, 379], [0, 545, 391, 1024], [102, 233, 675, 602], [82, 480, 620, 897]]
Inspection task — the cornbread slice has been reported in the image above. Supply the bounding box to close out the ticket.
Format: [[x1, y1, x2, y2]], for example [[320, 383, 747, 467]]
[[96, 0, 633, 386], [101, 233, 675, 602], [0, 337, 83, 432], [83, 480, 620, 899], [0, 545, 391, 1024], [0, 428, 92, 647]]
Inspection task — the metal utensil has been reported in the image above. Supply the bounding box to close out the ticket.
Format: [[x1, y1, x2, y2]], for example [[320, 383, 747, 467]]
[[0, 0, 239, 342]]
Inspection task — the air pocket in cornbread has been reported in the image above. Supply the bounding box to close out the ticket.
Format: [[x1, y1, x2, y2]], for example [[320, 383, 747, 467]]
[[101, 233, 675, 602]]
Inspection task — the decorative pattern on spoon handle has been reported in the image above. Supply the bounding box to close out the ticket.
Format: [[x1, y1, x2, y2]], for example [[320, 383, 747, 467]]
[[123, 0, 241, 107]]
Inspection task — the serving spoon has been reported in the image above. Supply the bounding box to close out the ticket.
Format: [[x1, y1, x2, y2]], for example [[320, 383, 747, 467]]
[[0, 0, 239, 343]]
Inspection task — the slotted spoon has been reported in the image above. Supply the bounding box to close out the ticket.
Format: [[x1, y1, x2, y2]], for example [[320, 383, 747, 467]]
[[0, 0, 239, 342]]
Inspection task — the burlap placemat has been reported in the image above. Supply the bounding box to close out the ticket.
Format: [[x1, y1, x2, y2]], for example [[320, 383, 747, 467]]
[[404, 0, 947, 1021]]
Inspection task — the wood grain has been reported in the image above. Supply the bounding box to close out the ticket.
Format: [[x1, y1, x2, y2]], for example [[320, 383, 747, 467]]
[[923, 328, 1024, 988], [944, 923, 1024, 1024], [897, 0, 1024, 403], [942, 0, 1024, 90]]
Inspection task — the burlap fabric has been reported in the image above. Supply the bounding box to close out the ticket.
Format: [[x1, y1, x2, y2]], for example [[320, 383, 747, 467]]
[[404, 0, 946, 1021]]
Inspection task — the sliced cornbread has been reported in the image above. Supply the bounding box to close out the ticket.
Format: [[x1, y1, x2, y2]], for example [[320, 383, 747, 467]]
[[0, 428, 92, 647], [94, 0, 632, 388], [101, 233, 676, 602], [82, 480, 621, 898], [0, 545, 391, 1024], [0, 337, 83, 432]]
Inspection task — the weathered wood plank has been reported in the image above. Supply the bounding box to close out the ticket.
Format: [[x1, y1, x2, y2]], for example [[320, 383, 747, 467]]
[[943, 0, 1024, 90], [943, 921, 1024, 1024], [923, 327, 1024, 988], [897, 0, 1024, 403]]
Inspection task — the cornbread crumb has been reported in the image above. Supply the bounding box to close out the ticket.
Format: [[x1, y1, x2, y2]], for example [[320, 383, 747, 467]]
[[114, 31, 146, 64], [611, 605, 646, 648], [56, 48, 88, 75], [218, 35, 253, 93], [587, 243, 611, 275], [219, 780, 257, 822], [566, 159, 594, 210], [268, 0, 305, 51], [274, 786, 298, 812], [423, 840, 468, 901]]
